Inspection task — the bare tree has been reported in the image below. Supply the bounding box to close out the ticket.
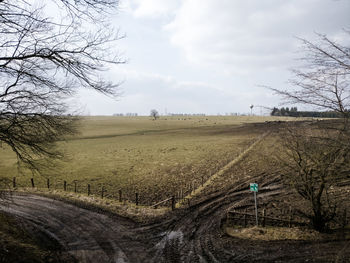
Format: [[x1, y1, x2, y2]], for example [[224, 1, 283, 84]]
[[272, 31, 350, 118], [277, 123, 350, 231], [150, 109, 159, 120], [0, 0, 123, 172], [272, 32, 350, 231]]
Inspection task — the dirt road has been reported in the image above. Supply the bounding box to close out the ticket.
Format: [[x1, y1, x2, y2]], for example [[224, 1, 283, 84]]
[[1, 181, 349, 262], [0, 194, 151, 263]]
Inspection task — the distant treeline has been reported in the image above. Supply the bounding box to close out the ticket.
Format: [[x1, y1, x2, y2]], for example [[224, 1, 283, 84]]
[[271, 107, 344, 118], [113, 113, 138, 116], [168, 113, 206, 116]]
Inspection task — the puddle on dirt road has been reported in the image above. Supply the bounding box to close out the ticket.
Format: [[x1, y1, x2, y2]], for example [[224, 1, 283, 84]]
[[155, 230, 184, 250]]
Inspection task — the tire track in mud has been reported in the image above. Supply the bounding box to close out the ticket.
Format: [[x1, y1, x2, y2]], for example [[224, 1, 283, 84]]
[[141, 164, 285, 262], [0, 171, 286, 262], [0, 194, 152, 263], [1, 174, 348, 262], [150, 173, 349, 263]]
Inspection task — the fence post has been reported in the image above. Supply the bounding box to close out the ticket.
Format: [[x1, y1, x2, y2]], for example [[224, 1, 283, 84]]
[[31, 178, 34, 188], [119, 190, 122, 202], [244, 208, 247, 227], [262, 208, 266, 227], [135, 192, 139, 206], [289, 206, 293, 228], [47, 178, 50, 189], [342, 209, 347, 229], [87, 184, 91, 196], [13, 177, 16, 188], [171, 196, 175, 211], [101, 186, 105, 199], [64, 181, 67, 191], [74, 181, 77, 193], [187, 198, 191, 208]]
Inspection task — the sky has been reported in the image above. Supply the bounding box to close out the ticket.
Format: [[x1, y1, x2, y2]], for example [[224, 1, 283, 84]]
[[76, 0, 350, 116]]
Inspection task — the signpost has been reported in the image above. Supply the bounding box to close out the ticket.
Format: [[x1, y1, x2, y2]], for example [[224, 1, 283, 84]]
[[250, 183, 258, 226]]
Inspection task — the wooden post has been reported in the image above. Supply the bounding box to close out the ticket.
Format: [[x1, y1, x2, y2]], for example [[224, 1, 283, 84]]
[[87, 184, 91, 196], [101, 186, 105, 199], [12, 177, 16, 188], [47, 178, 50, 189], [289, 206, 293, 228], [342, 209, 347, 229], [74, 182, 77, 193], [31, 178, 34, 188], [262, 208, 266, 227], [244, 208, 247, 227], [119, 190, 122, 202], [135, 192, 139, 206], [63, 181, 67, 191], [187, 198, 191, 208], [171, 196, 175, 211]]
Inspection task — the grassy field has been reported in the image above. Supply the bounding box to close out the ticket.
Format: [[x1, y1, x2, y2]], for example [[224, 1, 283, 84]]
[[0, 115, 292, 205]]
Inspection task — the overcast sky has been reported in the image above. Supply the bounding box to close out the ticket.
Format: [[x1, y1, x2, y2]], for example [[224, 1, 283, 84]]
[[76, 0, 350, 116]]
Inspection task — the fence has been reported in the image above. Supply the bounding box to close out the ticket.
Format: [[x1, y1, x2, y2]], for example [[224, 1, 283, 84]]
[[11, 177, 349, 229], [9, 162, 228, 209], [11, 176, 183, 210], [226, 207, 348, 229], [226, 208, 307, 228], [9, 176, 247, 212]]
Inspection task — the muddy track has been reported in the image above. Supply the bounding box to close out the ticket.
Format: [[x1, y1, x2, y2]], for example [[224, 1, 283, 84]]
[[149, 172, 349, 262], [1, 175, 348, 262], [0, 194, 152, 263]]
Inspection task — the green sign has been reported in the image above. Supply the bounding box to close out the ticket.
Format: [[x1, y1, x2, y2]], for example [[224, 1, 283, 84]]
[[250, 183, 258, 192]]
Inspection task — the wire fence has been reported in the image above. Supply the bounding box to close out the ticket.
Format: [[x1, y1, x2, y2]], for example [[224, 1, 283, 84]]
[[9, 176, 349, 229], [10, 176, 192, 210], [226, 207, 348, 229]]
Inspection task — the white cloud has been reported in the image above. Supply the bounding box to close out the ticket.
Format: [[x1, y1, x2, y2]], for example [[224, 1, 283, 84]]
[[88, 0, 350, 115], [164, 0, 350, 74], [130, 0, 179, 18]]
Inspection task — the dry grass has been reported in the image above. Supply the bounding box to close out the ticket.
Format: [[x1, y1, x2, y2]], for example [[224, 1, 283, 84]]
[[17, 188, 169, 223], [225, 226, 326, 241]]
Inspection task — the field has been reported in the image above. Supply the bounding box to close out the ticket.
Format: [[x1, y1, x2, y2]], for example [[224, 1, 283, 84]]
[[1, 116, 350, 262], [0, 115, 290, 205]]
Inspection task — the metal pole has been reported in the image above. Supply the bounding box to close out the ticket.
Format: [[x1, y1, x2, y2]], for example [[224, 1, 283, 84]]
[[254, 191, 258, 226]]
